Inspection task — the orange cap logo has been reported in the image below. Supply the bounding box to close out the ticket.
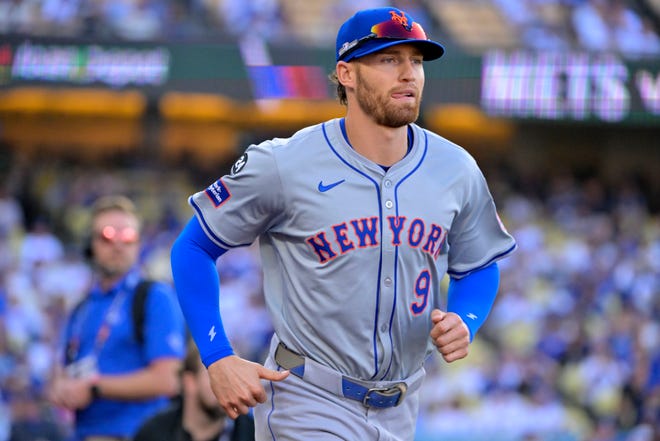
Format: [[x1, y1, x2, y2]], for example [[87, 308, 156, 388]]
[[389, 10, 412, 31]]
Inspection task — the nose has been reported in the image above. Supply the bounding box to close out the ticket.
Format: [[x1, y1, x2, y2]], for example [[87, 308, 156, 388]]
[[399, 59, 418, 81]]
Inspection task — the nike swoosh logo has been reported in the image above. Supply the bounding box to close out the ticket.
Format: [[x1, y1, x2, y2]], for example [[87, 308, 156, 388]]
[[318, 179, 345, 192]]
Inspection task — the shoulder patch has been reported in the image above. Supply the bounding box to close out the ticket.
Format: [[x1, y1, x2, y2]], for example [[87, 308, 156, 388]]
[[204, 179, 231, 208], [231, 153, 248, 175]]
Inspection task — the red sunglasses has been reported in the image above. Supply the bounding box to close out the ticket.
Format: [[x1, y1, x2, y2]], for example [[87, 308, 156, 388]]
[[369, 15, 428, 41], [94, 225, 139, 244], [339, 13, 429, 60]]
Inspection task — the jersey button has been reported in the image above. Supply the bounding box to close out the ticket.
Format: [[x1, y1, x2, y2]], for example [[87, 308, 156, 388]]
[[384, 180, 392, 188], [385, 200, 393, 209], [384, 277, 392, 287]]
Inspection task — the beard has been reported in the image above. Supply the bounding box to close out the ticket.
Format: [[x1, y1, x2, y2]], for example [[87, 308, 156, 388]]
[[354, 70, 421, 128], [94, 260, 133, 280]]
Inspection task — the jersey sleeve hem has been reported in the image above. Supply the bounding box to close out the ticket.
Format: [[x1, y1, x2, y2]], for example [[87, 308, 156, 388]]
[[190, 197, 252, 249], [447, 243, 517, 278]]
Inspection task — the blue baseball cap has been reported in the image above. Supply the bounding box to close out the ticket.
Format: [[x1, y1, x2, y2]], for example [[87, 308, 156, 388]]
[[336, 7, 445, 62]]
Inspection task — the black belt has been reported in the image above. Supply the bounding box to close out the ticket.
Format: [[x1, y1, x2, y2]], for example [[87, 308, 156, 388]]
[[274, 342, 408, 408]]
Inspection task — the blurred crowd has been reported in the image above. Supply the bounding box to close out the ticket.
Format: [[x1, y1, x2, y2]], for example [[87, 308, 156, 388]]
[[1, 1, 659, 439], [417, 167, 660, 441], [492, 0, 660, 57], [0, 0, 659, 57], [0, 150, 658, 440]]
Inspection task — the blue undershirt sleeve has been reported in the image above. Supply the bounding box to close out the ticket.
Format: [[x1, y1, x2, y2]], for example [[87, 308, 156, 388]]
[[170, 216, 233, 367], [447, 262, 500, 342]]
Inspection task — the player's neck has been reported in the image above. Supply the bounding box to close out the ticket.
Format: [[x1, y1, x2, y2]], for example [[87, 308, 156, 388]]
[[343, 115, 409, 167]]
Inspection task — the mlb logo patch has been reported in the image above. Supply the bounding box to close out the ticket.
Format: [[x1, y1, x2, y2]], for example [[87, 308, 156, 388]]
[[205, 179, 231, 207]]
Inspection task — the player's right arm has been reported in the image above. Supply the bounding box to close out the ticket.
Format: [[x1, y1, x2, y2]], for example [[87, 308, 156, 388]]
[[170, 216, 288, 419]]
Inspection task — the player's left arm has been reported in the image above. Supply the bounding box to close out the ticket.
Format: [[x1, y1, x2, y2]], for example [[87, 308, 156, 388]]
[[430, 262, 499, 362], [447, 261, 499, 341]]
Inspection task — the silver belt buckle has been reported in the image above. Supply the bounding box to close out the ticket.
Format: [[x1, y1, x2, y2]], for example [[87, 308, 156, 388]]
[[362, 382, 408, 407], [274, 342, 305, 372]]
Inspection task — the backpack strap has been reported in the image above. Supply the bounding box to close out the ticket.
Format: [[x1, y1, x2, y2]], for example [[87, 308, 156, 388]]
[[132, 279, 154, 346], [64, 298, 89, 365]]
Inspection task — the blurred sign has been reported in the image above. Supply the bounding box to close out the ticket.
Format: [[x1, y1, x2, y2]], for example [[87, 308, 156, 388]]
[[1, 37, 660, 126], [6, 40, 169, 88], [481, 49, 660, 125], [247, 65, 329, 100]]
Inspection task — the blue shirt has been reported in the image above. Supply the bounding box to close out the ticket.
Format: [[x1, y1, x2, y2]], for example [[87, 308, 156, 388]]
[[62, 270, 186, 439]]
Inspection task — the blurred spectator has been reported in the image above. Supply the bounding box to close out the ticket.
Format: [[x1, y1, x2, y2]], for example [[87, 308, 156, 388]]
[[40, 0, 82, 36], [19, 218, 63, 271], [9, 392, 66, 441], [493, 0, 572, 50], [0, 184, 23, 240], [106, 0, 165, 41], [0, 185, 23, 276], [133, 339, 255, 441], [571, 0, 660, 57], [47, 195, 187, 441], [215, 0, 285, 41], [0, 0, 40, 34], [0, 322, 10, 441]]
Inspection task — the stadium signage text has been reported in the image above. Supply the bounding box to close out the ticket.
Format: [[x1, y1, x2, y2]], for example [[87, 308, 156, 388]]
[[481, 50, 660, 123], [10, 41, 170, 87]]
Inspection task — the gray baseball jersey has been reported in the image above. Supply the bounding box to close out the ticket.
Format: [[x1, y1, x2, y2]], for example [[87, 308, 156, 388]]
[[190, 118, 515, 382]]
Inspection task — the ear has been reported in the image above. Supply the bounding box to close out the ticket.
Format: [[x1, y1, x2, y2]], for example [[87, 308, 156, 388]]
[[336, 61, 355, 88]]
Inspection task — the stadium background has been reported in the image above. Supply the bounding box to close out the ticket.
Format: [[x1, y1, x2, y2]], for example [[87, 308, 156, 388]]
[[1, 0, 659, 440]]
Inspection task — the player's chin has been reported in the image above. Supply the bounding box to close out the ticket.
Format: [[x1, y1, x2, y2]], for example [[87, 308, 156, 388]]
[[398, 105, 420, 123], [382, 110, 419, 128]]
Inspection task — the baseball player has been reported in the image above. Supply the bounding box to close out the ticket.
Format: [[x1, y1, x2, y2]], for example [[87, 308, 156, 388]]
[[171, 6, 516, 441]]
